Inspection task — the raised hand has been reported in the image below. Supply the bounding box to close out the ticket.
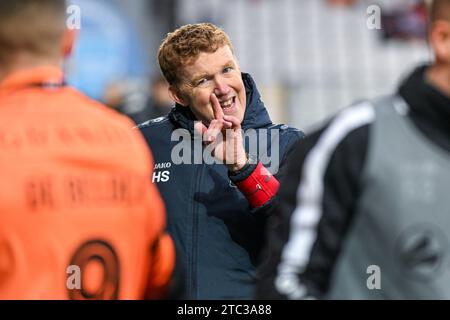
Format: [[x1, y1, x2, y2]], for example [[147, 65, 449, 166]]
[[194, 93, 248, 172]]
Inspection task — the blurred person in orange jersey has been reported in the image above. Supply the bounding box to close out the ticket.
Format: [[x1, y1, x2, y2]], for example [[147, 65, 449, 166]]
[[0, 0, 179, 300]]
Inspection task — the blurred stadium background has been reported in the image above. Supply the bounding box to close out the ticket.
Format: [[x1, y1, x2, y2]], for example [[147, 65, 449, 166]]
[[66, 0, 431, 131]]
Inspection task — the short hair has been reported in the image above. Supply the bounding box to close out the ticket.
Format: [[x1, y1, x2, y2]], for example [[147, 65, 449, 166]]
[[158, 23, 234, 86], [0, 0, 66, 63], [430, 0, 450, 22]]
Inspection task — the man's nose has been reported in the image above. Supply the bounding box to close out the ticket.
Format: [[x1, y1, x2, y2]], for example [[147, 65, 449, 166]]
[[213, 77, 231, 96]]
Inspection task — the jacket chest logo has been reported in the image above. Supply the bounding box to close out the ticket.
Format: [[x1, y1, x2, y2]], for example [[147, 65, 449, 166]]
[[152, 162, 172, 183]]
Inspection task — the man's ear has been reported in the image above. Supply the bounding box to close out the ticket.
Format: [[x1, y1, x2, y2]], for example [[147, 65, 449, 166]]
[[62, 29, 77, 59], [430, 20, 450, 64], [169, 86, 189, 107]]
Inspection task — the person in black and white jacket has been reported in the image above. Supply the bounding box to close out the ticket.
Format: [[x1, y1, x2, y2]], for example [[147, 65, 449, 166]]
[[257, 0, 450, 299]]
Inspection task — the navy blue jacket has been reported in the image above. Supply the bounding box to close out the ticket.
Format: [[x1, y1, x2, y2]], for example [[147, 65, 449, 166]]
[[138, 73, 304, 299]]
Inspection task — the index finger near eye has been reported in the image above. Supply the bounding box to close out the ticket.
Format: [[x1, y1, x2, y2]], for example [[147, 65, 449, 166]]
[[211, 94, 224, 121]]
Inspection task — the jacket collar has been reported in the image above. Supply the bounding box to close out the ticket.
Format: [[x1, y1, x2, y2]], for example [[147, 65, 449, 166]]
[[0, 66, 64, 94], [169, 73, 273, 135], [399, 65, 450, 150]]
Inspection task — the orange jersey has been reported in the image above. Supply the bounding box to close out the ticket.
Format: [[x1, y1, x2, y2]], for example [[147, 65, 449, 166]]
[[0, 67, 175, 300]]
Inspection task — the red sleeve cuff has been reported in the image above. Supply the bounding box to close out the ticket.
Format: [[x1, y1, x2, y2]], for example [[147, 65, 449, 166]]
[[235, 162, 280, 208]]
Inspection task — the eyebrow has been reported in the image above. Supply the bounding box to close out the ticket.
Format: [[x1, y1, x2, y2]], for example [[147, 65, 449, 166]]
[[191, 60, 235, 83], [191, 73, 209, 84]]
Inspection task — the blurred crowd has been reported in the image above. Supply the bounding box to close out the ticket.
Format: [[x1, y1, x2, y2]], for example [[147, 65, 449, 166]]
[[67, 0, 431, 130]]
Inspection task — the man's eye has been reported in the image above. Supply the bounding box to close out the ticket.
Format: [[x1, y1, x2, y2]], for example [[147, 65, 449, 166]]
[[223, 67, 233, 73], [196, 78, 208, 86]]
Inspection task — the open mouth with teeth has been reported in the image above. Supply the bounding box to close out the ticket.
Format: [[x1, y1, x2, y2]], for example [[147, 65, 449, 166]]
[[219, 97, 236, 112]]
